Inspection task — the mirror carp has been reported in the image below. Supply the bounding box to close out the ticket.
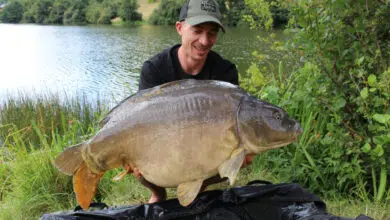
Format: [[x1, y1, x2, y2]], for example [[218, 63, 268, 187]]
[[54, 79, 302, 209]]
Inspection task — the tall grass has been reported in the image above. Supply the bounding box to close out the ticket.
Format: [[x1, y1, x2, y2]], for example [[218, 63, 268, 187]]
[[0, 92, 107, 219], [0, 93, 105, 150], [0, 89, 388, 219]]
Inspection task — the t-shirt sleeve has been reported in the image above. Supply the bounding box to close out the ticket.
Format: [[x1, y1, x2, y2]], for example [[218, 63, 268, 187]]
[[138, 61, 162, 90]]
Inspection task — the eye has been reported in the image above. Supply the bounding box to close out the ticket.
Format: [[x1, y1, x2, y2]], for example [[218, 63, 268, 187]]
[[192, 27, 202, 34], [208, 30, 218, 37], [273, 111, 282, 120]]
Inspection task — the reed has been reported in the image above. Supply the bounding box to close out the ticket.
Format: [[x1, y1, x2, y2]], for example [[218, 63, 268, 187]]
[[0, 92, 107, 219], [0, 92, 105, 151]]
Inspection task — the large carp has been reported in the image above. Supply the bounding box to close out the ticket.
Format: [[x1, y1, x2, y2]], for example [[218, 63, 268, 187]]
[[54, 79, 302, 209]]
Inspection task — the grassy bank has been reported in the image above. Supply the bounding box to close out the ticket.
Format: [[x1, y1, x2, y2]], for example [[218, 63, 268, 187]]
[[0, 93, 388, 219]]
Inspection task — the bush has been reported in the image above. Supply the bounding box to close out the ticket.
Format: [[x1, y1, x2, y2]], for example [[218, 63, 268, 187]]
[[118, 0, 142, 22], [148, 0, 185, 25], [241, 0, 390, 201], [1, 1, 23, 23]]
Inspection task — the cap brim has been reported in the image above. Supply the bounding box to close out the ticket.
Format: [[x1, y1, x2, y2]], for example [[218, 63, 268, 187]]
[[185, 15, 225, 33]]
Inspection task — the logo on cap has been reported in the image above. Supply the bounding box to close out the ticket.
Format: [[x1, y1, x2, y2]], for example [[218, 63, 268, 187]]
[[200, 0, 217, 13]]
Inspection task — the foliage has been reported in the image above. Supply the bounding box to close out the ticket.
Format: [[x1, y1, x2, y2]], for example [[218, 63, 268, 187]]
[[241, 0, 390, 202], [223, 0, 248, 27], [32, 0, 53, 24], [147, 0, 288, 27], [47, 0, 71, 24], [118, 0, 142, 22], [0, 0, 142, 24], [148, 0, 185, 25], [86, 0, 111, 24], [0, 1, 23, 23], [63, 0, 88, 24]]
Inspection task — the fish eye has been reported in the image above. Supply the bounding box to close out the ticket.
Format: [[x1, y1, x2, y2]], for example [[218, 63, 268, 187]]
[[273, 111, 282, 120]]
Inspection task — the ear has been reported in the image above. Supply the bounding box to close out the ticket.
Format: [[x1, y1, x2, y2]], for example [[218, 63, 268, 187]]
[[176, 21, 183, 36]]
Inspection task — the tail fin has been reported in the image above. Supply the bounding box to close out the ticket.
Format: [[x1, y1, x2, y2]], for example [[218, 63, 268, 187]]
[[74, 161, 104, 210], [54, 142, 85, 175]]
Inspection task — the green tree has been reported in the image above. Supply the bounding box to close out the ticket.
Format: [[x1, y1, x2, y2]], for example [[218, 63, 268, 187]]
[[224, 0, 248, 26], [118, 0, 141, 22], [47, 0, 71, 24], [86, 1, 103, 23], [149, 0, 184, 25], [1, 1, 23, 23], [63, 0, 88, 24], [85, 0, 114, 24], [32, 0, 53, 24]]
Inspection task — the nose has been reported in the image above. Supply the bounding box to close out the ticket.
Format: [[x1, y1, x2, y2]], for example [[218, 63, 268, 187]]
[[199, 33, 211, 46]]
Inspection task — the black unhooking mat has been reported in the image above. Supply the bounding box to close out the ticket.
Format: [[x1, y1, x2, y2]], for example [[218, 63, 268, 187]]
[[41, 181, 372, 220]]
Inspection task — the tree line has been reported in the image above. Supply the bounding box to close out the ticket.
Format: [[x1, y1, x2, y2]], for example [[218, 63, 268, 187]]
[[0, 0, 142, 24], [0, 0, 289, 27]]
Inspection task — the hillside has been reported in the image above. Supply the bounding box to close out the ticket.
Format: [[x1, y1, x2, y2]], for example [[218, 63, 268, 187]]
[[138, 0, 160, 20]]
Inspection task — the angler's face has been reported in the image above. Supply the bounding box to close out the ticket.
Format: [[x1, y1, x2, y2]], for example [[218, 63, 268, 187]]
[[176, 21, 219, 61]]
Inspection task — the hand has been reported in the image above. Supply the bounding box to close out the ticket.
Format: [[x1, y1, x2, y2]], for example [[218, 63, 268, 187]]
[[133, 168, 167, 203], [241, 154, 255, 168]]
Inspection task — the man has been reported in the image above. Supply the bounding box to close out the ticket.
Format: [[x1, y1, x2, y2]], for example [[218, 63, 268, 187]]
[[138, 0, 238, 90], [136, 0, 254, 204]]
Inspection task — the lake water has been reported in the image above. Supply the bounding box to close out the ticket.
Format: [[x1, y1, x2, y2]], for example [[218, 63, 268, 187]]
[[0, 24, 286, 107]]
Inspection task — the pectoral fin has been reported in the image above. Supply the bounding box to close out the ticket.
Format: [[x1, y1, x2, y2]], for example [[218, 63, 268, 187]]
[[177, 179, 203, 206], [218, 148, 245, 185], [112, 165, 132, 181], [73, 161, 104, 210]]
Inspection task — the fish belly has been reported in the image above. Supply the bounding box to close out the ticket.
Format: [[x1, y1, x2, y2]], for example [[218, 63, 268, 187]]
[[130, 122, 239, 187]]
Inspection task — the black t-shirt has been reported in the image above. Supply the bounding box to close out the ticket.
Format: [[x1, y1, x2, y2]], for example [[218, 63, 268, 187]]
[[138, 44, 238, 90]]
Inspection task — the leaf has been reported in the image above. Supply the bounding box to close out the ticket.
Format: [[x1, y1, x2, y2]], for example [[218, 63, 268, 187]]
[[361, 143, 371, 153], [367, 75, 376, 86], [332, 97, 346, 110], [360, 88, 369, 99], [356, 57, 365, 66], [373, 145, 384, 157], [373, 114, 390, 124]]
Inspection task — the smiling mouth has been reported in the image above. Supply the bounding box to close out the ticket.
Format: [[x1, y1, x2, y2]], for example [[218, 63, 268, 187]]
[[193, 45, 210, 54]]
